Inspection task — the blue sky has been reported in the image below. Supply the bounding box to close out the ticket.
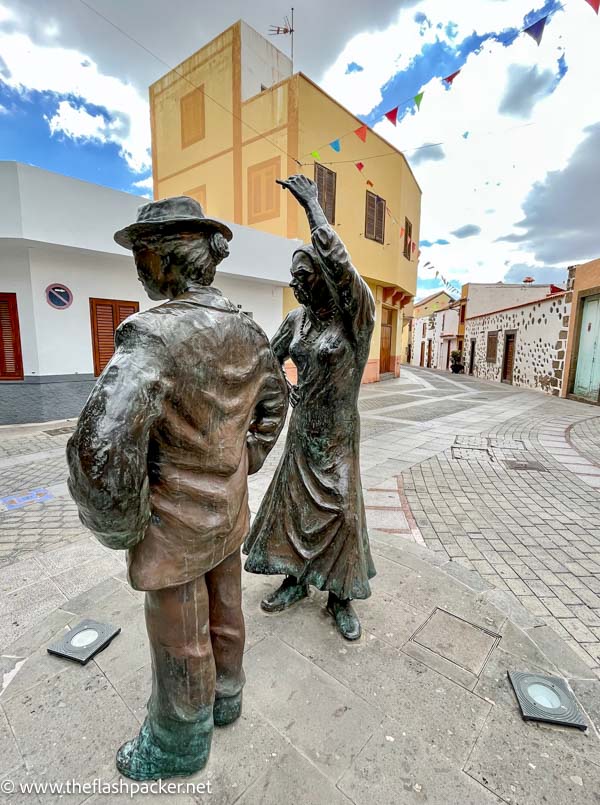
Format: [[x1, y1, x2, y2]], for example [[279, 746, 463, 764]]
[[1, 0, 599, 298]]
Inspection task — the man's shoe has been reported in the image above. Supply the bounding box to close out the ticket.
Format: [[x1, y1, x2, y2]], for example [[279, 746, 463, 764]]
[[260, 576, 309, 613], [116, 721, 210, 781], [214, 692, 242, 727], [327, 593, 361, 641]]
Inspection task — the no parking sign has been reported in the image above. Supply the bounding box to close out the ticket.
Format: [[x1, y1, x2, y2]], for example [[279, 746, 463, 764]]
[[45, 283, 73, 309]]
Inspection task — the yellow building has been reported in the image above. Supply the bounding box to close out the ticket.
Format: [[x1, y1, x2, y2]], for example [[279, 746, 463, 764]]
[[150, 20, 421, 382]]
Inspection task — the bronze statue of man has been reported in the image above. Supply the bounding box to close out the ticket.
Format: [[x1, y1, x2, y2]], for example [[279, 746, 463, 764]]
[[66, 197, 288, 781], [244, 174, 376, 641]]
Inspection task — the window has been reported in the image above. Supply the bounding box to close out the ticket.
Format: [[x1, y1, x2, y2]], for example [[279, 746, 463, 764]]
[[403, 217, 413, 259], [180, 87, 205, 149], [90, 298, 140, 376], [248, 157, 281, 224], [460, 303, 466, 323], [365, 191, 385, 244], [315, 163, 336, 224], [486, 331, 498, 363], [185, 184, 207, 210], [0, 292, 23, 380], [442, 313, 446, 330], [422, 321, 426, 338]]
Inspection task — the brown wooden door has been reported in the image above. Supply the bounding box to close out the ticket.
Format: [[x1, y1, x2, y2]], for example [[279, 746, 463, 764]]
[[469, 340, 476, 375], [419, 341, 425, 366], [90, 298, 139, 376], [427, 340, 432, 368], [502, 333, 516, 383], [0, 292, 24, 380], [379, 307, 393, 374], [380, 325, 392, 373]]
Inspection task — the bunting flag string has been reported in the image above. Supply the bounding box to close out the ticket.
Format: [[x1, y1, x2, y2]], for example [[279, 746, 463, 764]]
[[301, 5, 562, 165]]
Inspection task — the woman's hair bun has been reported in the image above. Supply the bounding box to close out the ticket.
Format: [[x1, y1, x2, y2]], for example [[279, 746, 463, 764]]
[[209, 232, 230, 263]]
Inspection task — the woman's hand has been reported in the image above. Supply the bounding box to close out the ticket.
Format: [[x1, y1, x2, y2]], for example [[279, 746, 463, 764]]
[[277, 175, 318, 207]]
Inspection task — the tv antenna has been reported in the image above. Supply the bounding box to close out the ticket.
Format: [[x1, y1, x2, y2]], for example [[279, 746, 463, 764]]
[[269, 8, 295, 71]]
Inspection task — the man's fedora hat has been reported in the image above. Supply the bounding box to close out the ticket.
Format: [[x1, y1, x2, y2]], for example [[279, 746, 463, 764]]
[[114, 196, 233, 249]]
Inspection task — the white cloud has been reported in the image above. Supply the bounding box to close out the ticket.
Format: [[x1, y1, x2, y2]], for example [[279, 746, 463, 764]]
[[0, 29, 150, 173], [133, 175, 153, 190], [45, 100, 108, 142], [320, 1, 600, 289]]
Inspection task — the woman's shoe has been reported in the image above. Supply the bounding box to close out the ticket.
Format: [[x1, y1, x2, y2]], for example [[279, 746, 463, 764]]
[[260, 576, 309, 612], [326, 593, 361, 641]]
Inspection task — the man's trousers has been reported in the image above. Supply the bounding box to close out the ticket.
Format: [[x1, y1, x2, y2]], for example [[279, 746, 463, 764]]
[[142, 548, 245, 760]]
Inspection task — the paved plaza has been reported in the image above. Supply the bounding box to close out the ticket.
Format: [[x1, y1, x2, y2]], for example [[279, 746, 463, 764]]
[[1, 367, 600, 802]]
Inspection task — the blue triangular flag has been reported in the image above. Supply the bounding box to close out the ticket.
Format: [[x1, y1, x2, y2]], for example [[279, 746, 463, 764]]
[[524, 16, 547, 46], [329, 139, 341, 152]]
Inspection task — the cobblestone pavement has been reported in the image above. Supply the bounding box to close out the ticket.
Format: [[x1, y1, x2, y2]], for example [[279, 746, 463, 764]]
[[2, 367, 600, 677]]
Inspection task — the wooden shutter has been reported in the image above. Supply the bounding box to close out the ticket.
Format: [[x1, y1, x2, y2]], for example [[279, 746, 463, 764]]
[[247, 157, 281, 224], [0, 293, 24, 380], [117, 303, 138, 325], [180, 87, 205, 149], [375, 196, 385, 244], [404, 217, 413, 259], [365, 191, 385, 243], [486, 331, 498, 363], [314, 163, 336, 224], [365, 191, 377, 240], [90, 298, 140, 376]]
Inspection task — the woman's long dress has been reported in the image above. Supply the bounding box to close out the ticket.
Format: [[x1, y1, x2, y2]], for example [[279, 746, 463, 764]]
[[243, 223, 376, 600]]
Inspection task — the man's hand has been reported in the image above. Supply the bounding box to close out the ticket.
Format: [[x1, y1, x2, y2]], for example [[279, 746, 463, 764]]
[[277, 174, 318, 207]]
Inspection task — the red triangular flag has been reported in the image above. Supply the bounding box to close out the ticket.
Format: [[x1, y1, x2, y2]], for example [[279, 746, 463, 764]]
[[385, 107, 398, 126], [443, 69, 461, 85], [354, 124, 368, 142], [585, 0, 600, 12], [355, 162, 365, 172]]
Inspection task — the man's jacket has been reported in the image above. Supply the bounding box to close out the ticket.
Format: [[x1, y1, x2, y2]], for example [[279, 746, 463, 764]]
[[67, 285, 288, 590]]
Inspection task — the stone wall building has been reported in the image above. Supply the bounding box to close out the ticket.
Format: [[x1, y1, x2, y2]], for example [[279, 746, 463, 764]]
[[464, 290, 570, 394]]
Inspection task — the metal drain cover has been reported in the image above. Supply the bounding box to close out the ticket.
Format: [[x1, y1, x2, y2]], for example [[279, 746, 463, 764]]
[[47, 619, 121, 664], [504, 459, 547, 471], [508, 671, 587, 730]]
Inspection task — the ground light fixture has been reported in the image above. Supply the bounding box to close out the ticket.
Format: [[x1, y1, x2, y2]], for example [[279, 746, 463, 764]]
[[508, 671, 587, 730], [47, 619, 121, 664]]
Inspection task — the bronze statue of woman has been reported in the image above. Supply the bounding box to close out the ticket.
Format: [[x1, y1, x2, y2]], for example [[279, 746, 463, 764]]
[[243, 173, 376, 640]]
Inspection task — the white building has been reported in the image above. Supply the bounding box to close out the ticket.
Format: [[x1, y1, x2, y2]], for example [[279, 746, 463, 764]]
[[0, 162, 299, 384]]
